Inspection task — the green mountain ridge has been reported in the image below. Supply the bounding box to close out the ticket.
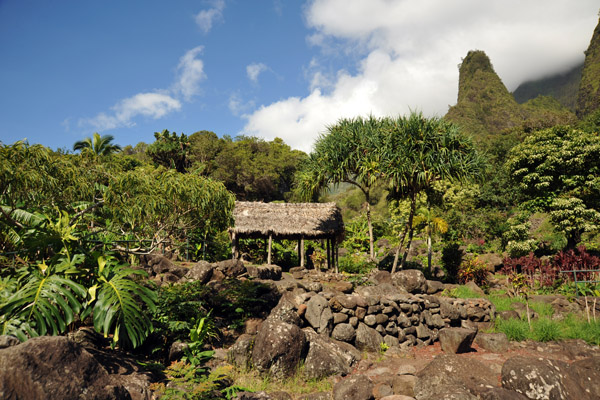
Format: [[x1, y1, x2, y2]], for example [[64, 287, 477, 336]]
[[444, 50, 575, 141], [445, 17, 600, 141], [577, 17, 600, 118], [513, 63, 583, 111]]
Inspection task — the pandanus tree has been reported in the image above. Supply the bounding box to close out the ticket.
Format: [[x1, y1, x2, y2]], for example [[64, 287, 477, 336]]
[[295, 116, 382, 260], [380, 112, 483, 272], [73, 132, 121, 156]]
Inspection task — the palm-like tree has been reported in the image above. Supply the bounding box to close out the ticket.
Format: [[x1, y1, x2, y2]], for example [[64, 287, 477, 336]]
[[413, 205, 448, 272], [381, 112, 483, 272], [73, 133, 121, 156], [296, 116, 382, 260]]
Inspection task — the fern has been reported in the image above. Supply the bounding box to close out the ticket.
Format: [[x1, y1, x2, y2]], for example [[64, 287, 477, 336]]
[[90, 256, 157, 349]]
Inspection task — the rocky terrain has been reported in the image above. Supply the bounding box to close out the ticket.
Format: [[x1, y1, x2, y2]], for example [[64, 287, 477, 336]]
[[0, 256, 599, 400]]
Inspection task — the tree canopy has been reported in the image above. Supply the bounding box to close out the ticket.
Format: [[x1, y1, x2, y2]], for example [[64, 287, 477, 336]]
[[505, 125, 600, 247], [379, 112, 484, 271], [296, 116, 382, 259], [73, 133, 121, 156]]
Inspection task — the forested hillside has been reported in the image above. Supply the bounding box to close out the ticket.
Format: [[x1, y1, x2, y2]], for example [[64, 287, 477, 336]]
[[513, 63, 583, 111]]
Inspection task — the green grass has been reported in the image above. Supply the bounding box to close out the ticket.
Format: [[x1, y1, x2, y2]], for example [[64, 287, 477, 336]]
[[561, 314, 600, 346], [443, 285, 482, 299], [494, 313, 600, 345], [532, 318, 562, 342], [488, 294, 523, 312], [495, 317, 530, 341]]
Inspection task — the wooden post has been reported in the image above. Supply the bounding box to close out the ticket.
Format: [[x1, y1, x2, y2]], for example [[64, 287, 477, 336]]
[[326, 238, 331, 270], [335, 240, 339, 274], [231, 232, 237, 259], [267, 234, 273, 265], [300, 238, 305, 267]]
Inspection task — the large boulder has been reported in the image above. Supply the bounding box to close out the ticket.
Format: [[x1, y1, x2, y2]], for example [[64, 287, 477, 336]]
[[269, 293, 302, 326], [414, 354, 497, 400], [568, 356, 600, 398], [474, 332, 509, 353], [391, 270, 427, 294], [305, 295, 333, 335], [333, 374, 374, 400], [438, 327, 477, 354], [355, 322, 384, 352], [0, 336, 130, 400], [251, 318, 306, 379], [246, 264, 282, 280], [183, 261, 214, 283], [216, 259, 246, 278], [501, 356, 587, 400], [228, 334, 255, 370], [302, 329, 360, 379]]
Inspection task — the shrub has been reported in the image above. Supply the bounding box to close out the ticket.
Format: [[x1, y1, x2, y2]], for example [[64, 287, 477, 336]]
[[501, 253, 559, 290], [457, 257, 489, 287], [339, 252, 376, 274], [553, 245, 600, 283], [441, 242, 463, 283]]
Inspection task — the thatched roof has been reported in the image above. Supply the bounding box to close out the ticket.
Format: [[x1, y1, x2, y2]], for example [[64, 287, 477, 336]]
[[231, 201, 344, 240]]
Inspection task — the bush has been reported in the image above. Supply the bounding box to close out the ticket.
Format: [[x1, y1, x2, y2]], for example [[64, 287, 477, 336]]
[[442, 242, 463, 283], [501, 253, 559, 290], [554, 245, 600, 283], [457, 257, 489, 287], [339, 252, 376, 274]]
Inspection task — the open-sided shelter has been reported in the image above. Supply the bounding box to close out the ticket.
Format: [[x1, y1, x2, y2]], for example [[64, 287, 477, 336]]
[[230, 201, 344, 270]]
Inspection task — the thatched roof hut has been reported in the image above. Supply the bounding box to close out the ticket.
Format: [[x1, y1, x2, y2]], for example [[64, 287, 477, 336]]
[[231, 201, 344, 240], [229, 201, 344, 269]]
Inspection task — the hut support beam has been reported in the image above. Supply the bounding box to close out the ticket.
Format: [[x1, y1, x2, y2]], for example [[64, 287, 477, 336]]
[[299, 238, 305, 267], [231, 233, 238, 259], [267, 234, 273, 265], [326, 238, 331, 270], [335, 240, 339, 274]]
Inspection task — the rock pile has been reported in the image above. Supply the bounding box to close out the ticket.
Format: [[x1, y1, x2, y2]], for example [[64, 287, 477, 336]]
[[292, 278, 494, 352]]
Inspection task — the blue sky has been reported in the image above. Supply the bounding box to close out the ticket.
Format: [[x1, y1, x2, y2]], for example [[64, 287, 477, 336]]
[[1, 1, 598, 153]]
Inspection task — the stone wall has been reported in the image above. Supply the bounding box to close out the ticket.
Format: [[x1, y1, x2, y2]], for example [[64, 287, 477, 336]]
[[295, 284, 495, 352]]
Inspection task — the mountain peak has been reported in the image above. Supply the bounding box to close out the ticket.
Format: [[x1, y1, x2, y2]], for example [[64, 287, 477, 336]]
[[445, 50, 575, 141], [576, 17, 600, 118]]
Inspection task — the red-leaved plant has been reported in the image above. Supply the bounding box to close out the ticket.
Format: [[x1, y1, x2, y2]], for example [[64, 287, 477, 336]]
[[553, 246, 600, 283]]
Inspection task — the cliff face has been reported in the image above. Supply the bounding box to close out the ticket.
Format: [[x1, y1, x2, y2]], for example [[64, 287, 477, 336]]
[[576, 18, 600, 118], [445, 50, 575, 142]]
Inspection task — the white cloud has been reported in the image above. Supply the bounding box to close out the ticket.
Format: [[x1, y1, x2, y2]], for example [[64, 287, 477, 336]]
[[228, 93, 256, 116], [246, 62, 269, 83], [243, 0, 599, 152], [174, 46, 206, 100], [195, 0, 225, 33], [80, 46, 206, 132], [80, 92, 181, 131]]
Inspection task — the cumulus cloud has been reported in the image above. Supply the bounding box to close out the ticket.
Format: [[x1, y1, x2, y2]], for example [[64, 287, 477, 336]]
[[195, 0, 225, 33], [80, 93, 181, 131], [79, 46, 206, 132], [174, 46, 206, 100], [246, 62, 269, 83], [243, 0, 598, 152]]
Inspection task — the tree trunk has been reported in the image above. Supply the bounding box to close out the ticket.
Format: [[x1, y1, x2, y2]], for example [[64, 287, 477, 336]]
[[391, 192, 417, 273], [427, 230, 432, 272], [366, 194, 374, 261], [400, 194, 417, 269]]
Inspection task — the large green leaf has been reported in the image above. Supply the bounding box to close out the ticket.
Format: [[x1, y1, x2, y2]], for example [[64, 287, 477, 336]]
[[0, 267, 86, 338], [92, 258, 156, 348]]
